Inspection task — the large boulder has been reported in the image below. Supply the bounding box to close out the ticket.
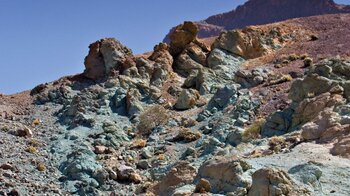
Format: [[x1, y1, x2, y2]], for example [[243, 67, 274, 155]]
[[149, 43, 173, 72], [169, 21, 199, 56], [301, 107, 350, 144], [248, 168, 303, 196], [196, 156, 251, 193], [289, 74, 335, 103], [175, 89, 201, 110], [212, 29, 266, 59], [212, 26, 300, 59], [84, 38, 133, 80]]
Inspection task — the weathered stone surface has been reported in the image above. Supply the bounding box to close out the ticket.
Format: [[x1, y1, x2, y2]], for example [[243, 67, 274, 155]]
[[261, 108, 294, 137], [169, 21, 199, 56], [207, 48, 243, 68], [248, 168, 299, 196], [175, 89, 200, 110], [292, 93, 345, 128], [288, 163, 322, 187], [331, 135, 350, 158], [194, 178, 211, 193], [289, 74, 335, 103], [156, 161, 197, 196], [207, 85, 238, 110], [84, 38, 133, 80], [196, 156, 251, 193], [126, 88, 143, 117], [235, 68, 271, 88]]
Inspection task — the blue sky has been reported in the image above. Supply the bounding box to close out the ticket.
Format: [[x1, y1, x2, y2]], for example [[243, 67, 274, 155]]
[[0, 0, 349, 94]]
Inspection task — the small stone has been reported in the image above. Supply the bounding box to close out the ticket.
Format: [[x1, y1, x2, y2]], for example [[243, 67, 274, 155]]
[[141, 147, 153, 159], [137, 160, 151, 169], [107, 168, 118, 180], [183, 147, 196, 158], [9, 189, 20, 196], [94, 145, 106, 154], [16, 126, 33, 137], [116, 165, 135, 181], [195, 178, 211, 193], [0, 164, 13, 170], [129, 173, 142, 184]]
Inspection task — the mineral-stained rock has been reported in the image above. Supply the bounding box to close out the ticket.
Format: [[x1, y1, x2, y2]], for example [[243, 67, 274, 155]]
[[84, 38, 133, 80], [129, 173, 142, 184], [248, 168, 301, 196], [92, 169, 109, 185], [59, 149, 102, 187], [174, 51, 204, 77], [169, 21, 199, 56], [261, 108, 294, 137], [207, 48, 243, 69], [196, 156, 251, 193], [207, 85, 238, 110], [148, 43, 174, 86], [149, 43, 173, 70], [175, 89, 200, 110]]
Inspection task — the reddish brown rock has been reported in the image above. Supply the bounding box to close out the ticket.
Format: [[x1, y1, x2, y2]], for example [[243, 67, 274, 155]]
[[169, 21, 199, 56], [84, 38, 133, 80]]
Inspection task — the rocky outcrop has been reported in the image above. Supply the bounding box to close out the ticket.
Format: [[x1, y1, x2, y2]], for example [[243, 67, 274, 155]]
[[164, 0, 350, 42], [169, 21, 199, 56], [263, 58, 350, 137], [212, 26, 297, 59], [84, 38, 133, 80], [195, 156, 251, 194]]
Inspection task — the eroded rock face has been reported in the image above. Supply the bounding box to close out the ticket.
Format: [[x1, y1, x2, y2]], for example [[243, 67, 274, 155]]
[[169, 21, 199, 56], [196, 156, 251, 193], [149, 43, 173, 74], [263, 59, 350, 137], [84, 38, 133, 80], [164, 0, 350, 42], [212, 27, 291, 59]]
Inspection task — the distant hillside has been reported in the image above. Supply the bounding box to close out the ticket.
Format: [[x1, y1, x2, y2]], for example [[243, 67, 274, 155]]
[[163, 0, 350, 42]]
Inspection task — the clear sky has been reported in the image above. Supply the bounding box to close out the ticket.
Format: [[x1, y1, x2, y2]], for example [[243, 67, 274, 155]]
[[0, 0, 349, 94]]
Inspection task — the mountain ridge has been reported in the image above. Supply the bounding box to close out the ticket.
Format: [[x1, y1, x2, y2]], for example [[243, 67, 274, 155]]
[[163, 0, 350, 42]]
